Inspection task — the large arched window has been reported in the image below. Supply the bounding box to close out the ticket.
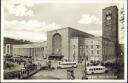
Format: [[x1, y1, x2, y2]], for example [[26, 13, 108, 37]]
[[52, 33, 62, 54]]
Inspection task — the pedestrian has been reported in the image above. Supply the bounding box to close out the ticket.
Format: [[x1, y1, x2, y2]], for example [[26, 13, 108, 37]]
[[48, 60, 51, 69]]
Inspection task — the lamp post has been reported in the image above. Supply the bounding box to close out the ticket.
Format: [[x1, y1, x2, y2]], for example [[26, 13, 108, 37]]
[[82, 56, 88, 80]]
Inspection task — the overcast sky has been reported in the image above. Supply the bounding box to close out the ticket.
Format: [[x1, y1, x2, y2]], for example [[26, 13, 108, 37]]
[[2, 0, 125, 43]]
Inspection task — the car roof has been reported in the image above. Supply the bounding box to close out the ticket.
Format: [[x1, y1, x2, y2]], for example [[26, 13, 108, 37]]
[[86, 66, 105, 69], [60, 62, 77, 64]]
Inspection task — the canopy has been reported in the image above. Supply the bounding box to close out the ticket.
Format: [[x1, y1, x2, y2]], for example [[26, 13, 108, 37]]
[[48, 54, 64, 60]]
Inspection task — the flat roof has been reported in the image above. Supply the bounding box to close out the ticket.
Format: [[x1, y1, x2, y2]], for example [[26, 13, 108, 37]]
[[13, 42, 47, 48], [47, 27, 94, 37]]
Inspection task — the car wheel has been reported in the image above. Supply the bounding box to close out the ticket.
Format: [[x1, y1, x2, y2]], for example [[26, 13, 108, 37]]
[[57, 66, 60, 69], [105, 70, 108, 73], [91, 72, 94, 74]]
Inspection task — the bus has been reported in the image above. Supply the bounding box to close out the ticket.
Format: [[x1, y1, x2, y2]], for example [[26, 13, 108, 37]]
[[57, 61, 77, 69], [86, 66, 108, 74]]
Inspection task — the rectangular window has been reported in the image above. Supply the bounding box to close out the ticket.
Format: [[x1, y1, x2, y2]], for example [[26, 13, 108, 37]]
[[97, 50, 99, 54], [86, 45, 88, 48], [91, 50, 93, 54], [91, 45, 93, 49], [96, 45, 99, 48], [7, 46, 9, 53], [73, 45, 75, 49]]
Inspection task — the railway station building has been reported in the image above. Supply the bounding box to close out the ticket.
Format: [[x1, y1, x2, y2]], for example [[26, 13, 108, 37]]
[[4, 6, 118, 63]]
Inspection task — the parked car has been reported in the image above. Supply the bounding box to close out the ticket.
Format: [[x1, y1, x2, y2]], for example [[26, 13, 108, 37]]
[[86, 66, 108, 74], [57, 61, 77, 69]]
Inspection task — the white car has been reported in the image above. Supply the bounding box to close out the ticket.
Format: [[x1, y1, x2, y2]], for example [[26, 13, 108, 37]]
[[57, 61, 77, 69], [86, 66, 108, 74]]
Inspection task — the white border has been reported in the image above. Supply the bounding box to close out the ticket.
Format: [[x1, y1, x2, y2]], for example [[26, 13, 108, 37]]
[[124, 0, 127, 82], [1, 0, 127, 82], [1, 0, 4, 82]]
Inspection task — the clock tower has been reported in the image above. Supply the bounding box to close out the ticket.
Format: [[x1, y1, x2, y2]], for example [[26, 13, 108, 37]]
[[102, 6, 119, 60], [102, 6, 118, 43]]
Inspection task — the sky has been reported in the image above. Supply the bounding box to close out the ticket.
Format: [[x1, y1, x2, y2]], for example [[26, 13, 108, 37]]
[[2, 0, 125, 43]]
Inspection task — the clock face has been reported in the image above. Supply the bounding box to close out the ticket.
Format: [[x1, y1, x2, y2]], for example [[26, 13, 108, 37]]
[[106, 10, 112, 21], [107, 15, 111, 20]]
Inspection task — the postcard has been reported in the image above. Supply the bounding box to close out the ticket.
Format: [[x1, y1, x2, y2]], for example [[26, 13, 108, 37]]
[[1, 0, 127, 82]]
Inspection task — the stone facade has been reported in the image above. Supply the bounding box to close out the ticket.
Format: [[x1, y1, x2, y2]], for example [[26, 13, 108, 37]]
[[11, 42, 47, 64], [102, 6, 119, 61], [102, 38, 116, 62], [70, 36, 116, 62], [102, 6, 118, 43], [47, 27, 93, 61], [4, 6, 119, 63], [4, 44, 13, 55], [70, 37, 85, 62], [84, 37, 102, 61]]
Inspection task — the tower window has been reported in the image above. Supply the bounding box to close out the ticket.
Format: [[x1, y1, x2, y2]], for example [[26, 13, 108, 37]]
[[42, 47, 44, 50], [7, 45, 9, 53], [96, 45, 99, 48], [73, 45, 75, 49], [91, 50, 93, 54], [97, 50, 99, 54], [91, 45, 93, 49]]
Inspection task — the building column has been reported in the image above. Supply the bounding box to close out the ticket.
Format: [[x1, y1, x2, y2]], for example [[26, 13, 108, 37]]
[[35, 48, 36, 57], [22, 48, 24, 56], [30, 48, 32, 57], [29, 48, 31, 57], [39, 48, 41, 57], [32, 48, 34, 57], [34, 48, 36, 57], [25, 48, 26, 56], [28, 48, 30, 57], [23, 48, 24, 56], [18, 48, 21, 56], [33, 48, 35, 57], [21, 48, 23, 56], [25, 48, 27, 56], [25, 48, 27, 57], [35, 48, 37, 57], [42, 48, 44, 58], [39, 48, 40, 57], [13, 48, 15, 56], [37, 48, 38, 57], [16, 48, 19, 55], [41, 48, 43, 58]]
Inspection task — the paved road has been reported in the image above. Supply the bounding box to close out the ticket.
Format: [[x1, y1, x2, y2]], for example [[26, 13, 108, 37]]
[[29, 64, 84, 80], [29, 64, 118, 80]]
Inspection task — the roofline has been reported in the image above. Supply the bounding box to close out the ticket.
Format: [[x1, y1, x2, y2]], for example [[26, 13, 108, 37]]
[[47, 27, 94, 37], [102, 5, 118, 10], [68, 27, 94, 37]]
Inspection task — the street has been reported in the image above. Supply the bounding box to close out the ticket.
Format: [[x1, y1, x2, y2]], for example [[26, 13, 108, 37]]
[[28, 64, 118, 80]]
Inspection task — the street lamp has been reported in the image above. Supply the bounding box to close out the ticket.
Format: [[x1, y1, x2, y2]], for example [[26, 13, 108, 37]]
[[82, 56, 88, 80]]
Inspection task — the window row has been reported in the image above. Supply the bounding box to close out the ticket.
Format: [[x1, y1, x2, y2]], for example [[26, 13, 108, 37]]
[[85, 50, 100, 54], [78, 45, 100, 49]]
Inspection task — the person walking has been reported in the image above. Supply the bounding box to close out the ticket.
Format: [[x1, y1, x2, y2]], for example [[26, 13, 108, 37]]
[[48, 60, 51, 70]]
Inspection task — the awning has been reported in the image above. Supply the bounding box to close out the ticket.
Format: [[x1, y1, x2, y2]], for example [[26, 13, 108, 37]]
[[48, 54, 64, 59]]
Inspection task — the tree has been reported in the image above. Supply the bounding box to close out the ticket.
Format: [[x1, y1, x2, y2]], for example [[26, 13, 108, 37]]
[[4, 37, 31, 45]]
